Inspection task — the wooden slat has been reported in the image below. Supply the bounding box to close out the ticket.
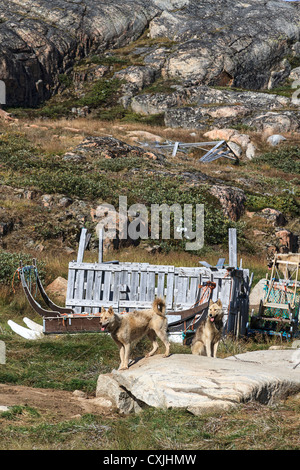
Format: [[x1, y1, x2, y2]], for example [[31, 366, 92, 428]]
[[98, 228, 104, 263], [130, 271, 139, 301], [166, 272, 174, 309], [140, 271, 148, 302], [229, 228, 237, 267], [77, 228, 87, 263], [66, 268, 76, 302], [176, 276, 188, 304], [119, 300, 153, 310], [276, 260, 300, 266], [74, 269, 85, 313], [188, 276, 198, 304], [147, 271, 156, 301], [64, 299, 119, 309], [84, 270, 95, 313], [102, 271, 112, 302], [264, 302, 290, 310], [157, 272, 165, 298], [112, 271, 121, 305]]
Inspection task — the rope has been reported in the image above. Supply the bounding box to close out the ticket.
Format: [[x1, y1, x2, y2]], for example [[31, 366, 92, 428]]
[[12, 265, 38, 296], [11, 268, 21, 294], [220, 337, 261, 364]]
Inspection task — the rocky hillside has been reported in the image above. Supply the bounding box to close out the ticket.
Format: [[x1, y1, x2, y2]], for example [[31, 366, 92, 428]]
[[1, 1, 300, 108], [0, 0, 299, 262], [0, 119, 298, 263]]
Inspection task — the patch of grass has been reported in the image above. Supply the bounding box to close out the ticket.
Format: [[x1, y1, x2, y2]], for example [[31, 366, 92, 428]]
[[76, 78, 122, 109], [140, 78, 179, 95], [0, 334, 118, 392], [0, 396, 299, 450], [121, 111, 165, 126], [0, 405, 40, 421], [86, 54, 130, 67]]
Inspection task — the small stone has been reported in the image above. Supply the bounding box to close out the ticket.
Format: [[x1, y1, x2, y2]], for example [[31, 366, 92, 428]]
[[245, 142, 256, 160], [0, 406, 9, 412], [73, 390, 87, 398], [267, 134, 286, 146], [58, 197, 73, 208]]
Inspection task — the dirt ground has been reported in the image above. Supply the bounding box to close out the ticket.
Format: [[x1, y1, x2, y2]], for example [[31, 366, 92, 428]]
[[0, 384, 113, 421]]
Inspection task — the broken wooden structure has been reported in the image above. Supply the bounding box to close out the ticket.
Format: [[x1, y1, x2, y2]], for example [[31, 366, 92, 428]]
[[17, 228, 252, 343], [151, 140, 239, 163], [249, 255, 300, 338]]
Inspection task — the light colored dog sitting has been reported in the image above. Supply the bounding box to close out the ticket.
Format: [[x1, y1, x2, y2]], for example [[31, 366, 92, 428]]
[[191, 299, 224, 358], [100, 298, 170, 370]]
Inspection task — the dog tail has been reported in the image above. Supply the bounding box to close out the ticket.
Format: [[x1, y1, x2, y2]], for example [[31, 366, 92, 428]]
[[153, 297, 166, 317]]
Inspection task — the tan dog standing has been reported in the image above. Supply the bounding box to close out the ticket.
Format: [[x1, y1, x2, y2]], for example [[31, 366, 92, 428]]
[[100, 298, 170, 370], [268, 253, 300, 280], [191, 299, 224, 358]]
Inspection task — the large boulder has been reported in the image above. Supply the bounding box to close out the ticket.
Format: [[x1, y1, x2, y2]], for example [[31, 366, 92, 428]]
[[249, 279, 266, 310], [96, 352, 300, 415], [46, 277, 68, 303], [209, 185, 246, 221]]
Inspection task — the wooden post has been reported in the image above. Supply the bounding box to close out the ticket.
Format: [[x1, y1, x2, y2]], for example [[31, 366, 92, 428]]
[[228, 228, 237, 268], [99, 228, 104, 264], [77, 228, 87, 263], [0, 340, 5, 364], [172, 141, 179, 157]]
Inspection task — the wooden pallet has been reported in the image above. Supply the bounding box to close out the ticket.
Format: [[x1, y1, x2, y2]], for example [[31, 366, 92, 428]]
[[18, 228, 252, 338]]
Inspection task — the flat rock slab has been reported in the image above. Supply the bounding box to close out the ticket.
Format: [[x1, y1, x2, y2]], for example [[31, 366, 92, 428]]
[[96, 351, 300, 414]]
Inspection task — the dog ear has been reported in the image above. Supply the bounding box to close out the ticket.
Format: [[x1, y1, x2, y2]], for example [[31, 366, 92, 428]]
[[101, 307, 106, 313], [108, 306, 114, 314], [216, 299, 222, 307], [209, 299, 214, 306]]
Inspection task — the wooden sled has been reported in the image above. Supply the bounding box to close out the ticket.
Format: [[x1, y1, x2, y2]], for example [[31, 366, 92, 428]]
[[18, 259, 102, 334], [16, 227, 251, 339]]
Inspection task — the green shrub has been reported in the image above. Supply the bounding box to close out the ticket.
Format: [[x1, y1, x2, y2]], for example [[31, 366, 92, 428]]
[[0, 250, 46, 286], [253, 146, 300, 174], [126, 176, 244, 249], [246, 193, 300, 217], [77, 78, 121, 109]]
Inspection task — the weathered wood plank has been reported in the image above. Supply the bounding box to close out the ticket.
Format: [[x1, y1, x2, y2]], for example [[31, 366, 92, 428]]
[[166, 272, 174, 309], [188, 276, 198, 304], [77, 228, 87, 263], [84, 270, 95, 313], [102, 271, 112, 302], [73, 269, 85, 313], [98, 228, 104, 263], [112, 271, 121, 305], [66, 268, 76, 302], [157, 272, 165, 298], [130, 271, 139, 301], [67, 299, 119, 309], [140, 271, 148, 301], [229, 228, 237, 268], [147, 271, 156, 301]]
